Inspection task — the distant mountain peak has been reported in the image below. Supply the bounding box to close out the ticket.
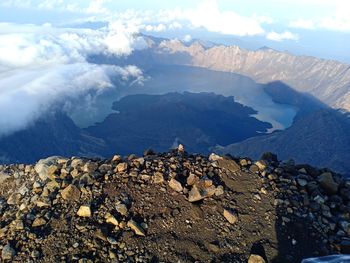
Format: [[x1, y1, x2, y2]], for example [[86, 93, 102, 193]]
[[257, 46, 276, 51]]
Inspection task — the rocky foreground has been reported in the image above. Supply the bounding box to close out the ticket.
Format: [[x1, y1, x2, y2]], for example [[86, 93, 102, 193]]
[[0, 147, 350, 263]]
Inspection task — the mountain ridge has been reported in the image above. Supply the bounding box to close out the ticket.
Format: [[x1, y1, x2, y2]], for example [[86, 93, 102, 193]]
[[146, 38, 350, 111]]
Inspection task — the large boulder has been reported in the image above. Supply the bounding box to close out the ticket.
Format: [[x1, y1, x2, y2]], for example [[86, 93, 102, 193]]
[[318, 172, 339, 194], [34, 156, 66, 181]]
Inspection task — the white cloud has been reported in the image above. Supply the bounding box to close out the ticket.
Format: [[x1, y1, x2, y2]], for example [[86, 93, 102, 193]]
[[266, 31, 299, 42], [183, 34, 192, 43], [287, 1, 350, 32], [320, 10, 350, 31], [86, 0, 111, 14], [0, 22, 144, 137], [289, 19, 315, 30], [144, 23, 167, 32], [1, 1, 271, 37], [184, 0, 265, 36], [168, 21, 183, 30], [100, 1, 268, 37]]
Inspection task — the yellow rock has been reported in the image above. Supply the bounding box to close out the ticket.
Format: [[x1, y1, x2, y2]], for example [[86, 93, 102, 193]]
[[248, 254, 266, 263], [127, 219, 145, 236], [105, 213, 119, 226], [61, 184, 81, 201], [77, 205, 92, 217], [223, 209, 238, 224], [32, 217, 46, 227]]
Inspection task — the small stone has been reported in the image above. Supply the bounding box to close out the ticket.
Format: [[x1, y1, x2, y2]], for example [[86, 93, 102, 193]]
[[127, 219, 145, 236], [33, 181, 42, 189], [107, 237, 118, 245], [239, 159, 249, 167], [223, 209, 238, 224], [31, 250, 40, 258], [83, 162, 98, 173], [282, 216, 291, 223], [248, 254, 266, 263], [47, 165, 58, 179], [79, 174, 94, 186], [112, 155, 122, 162], [254, 194, 261, 201], [255, 160, 268, 171], [116, 162, 128, 173], [1, 243, 15, 260], [13, 220, 24, 230], [0, 172, 10, 183], [297, 178, 308, 187], [19, 203, 27, 211], [250, 165, 260, 173], [32, 217, 46, 227], [186, 174, 198, 186], [208, 243, 220, 253], [203, 178, 213, 188], [116, 204, 128, 216], [339, 221, 350, 235], [153, 172, 164, 184], [73, 243, 79, 248], [314, 195, 325, 204], [70, 169, 80, 178], [71, 158, 83, 168], [209, 153, 222, 162], [105, 213, 119, 226], [215, 185, 224, 196], [61, 184, 81, 201], [178, 144, 185, 153], [318, 172, 339, 194], [45, 180, 60, 191], [169, 179, 183, 192], [77, 205, 92, 217], [217, 159, 240, 173], [260, 188, 267, 195], [7, 193, 21, 205], [188, 182, 216, 202], [299, 168, 307, 174], [188, 185, 204, 202], [268, 174, 278, 180]]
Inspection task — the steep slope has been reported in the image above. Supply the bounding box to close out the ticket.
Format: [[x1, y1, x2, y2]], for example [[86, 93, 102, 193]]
[[86, 92, 271, 155], [148, 39, 350, 111], [1, 149, 349, 262], [262, 81, 327, 120], [216, 109, 350, 175], [0, 112, 106, 164]]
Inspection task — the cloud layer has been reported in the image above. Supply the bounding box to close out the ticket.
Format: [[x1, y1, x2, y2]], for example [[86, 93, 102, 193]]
[[0, 22, 145, 137], [266, 31, 299, 42]]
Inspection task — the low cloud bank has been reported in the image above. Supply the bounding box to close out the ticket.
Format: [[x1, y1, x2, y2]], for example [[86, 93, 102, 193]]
[[0, 22, 146, 137]]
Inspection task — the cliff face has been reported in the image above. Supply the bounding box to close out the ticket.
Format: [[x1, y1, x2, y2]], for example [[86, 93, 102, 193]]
[[216, 109, 350, 176], [154, 40, 350, 111], [1, 148, 350, 262]]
